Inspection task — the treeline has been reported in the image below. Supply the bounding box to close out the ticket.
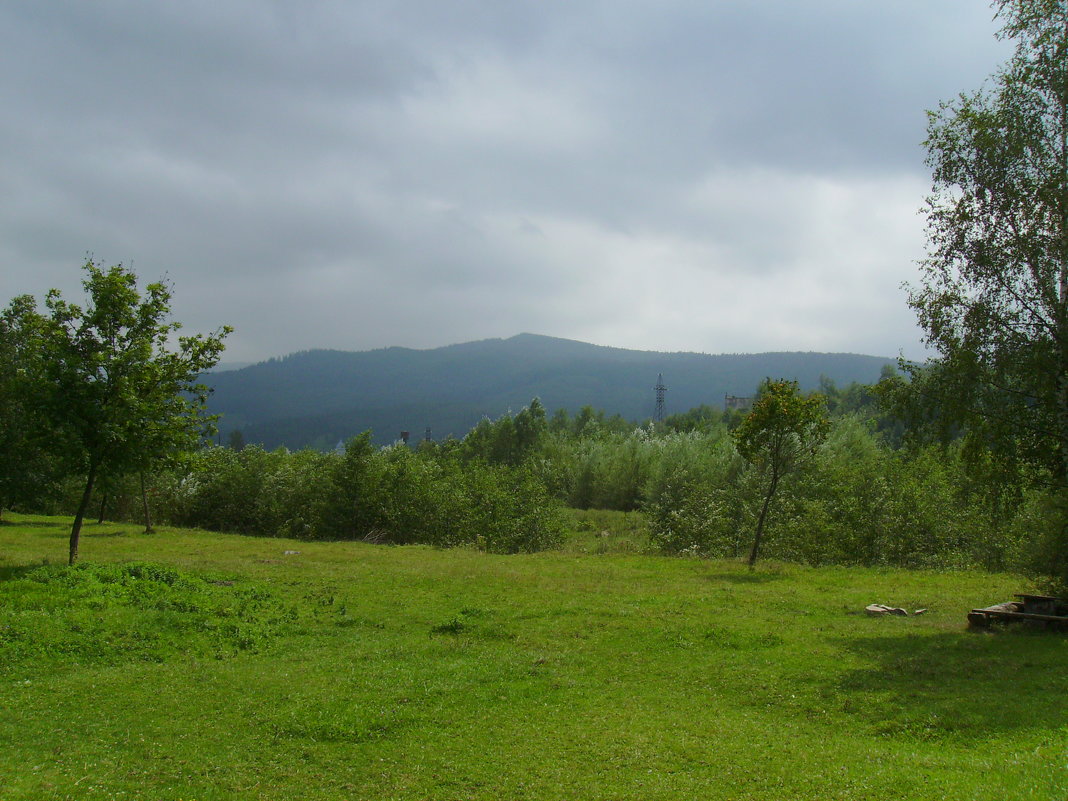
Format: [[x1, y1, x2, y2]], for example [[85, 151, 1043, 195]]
[[464, 387, 1053, 575], [36, 434, 564, 554], [36, 381, 1059, 587]]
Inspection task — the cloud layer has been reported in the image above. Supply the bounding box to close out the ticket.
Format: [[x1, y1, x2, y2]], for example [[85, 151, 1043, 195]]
[[1, 1, 1010, 362]]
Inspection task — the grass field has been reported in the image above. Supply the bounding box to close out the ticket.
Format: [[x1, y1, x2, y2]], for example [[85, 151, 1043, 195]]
[[1, 512, 1065, 800]]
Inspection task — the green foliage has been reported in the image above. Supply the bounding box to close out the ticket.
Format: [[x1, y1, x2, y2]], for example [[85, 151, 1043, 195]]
[[24, 260, 230, 563], [460, 398, 548, 466], [662, 403, 728, 434], [316, 440, 564, 552], [166, 445, 331, 538], [1012, 488, 1068, 592], [644, 432, 750, 555], [148, 435, 565, 554], [546, 428, 660, 510], [733, 379, 830, 566], [40, 261, 229, 475], [0, 295, 62, 517], [646, 415, 1033, 570], [905, 1, 1068, 583], [0, 561, 294, 666], [560, 508, 651, 554], [820, 370, 905, 446], [910, 1, 1068, 475], [733, 379, 830, 469]]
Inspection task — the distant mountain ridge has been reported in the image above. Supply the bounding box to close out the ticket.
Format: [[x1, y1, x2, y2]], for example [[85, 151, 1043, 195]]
[[205, 333, 896, 449]]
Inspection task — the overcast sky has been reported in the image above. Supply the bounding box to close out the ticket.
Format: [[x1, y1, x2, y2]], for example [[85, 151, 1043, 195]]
[[1, 1, 1010, 363]]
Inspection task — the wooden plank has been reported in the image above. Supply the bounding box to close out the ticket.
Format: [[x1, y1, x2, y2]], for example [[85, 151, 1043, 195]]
[[971, 608, 1068, 623]]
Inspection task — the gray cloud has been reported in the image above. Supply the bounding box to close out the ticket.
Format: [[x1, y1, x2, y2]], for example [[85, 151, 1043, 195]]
[[1, 1, 1010, 363]]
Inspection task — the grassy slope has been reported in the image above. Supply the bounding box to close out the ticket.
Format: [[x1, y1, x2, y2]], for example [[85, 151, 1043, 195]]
[[0, 514, 1065, 800]]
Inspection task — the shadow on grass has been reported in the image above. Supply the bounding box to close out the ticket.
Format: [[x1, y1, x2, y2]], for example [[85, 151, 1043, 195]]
[[704, 569, 787, 585], [0, 564, 46, 582], [831, 628, 1068, 740], [87, 527, 130, 537], [2, 518, 69, 529]]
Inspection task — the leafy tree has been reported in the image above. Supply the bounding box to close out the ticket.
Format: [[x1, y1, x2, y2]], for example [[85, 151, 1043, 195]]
[[662, 404, 723, 434], [461, 399, 548, 466], [548, 407, 570, 434], [733, 379, 829, 568], [908, 0, 1068, 481], [513, 397, 548, 455], [0, 295, 62, 518], [38, 260, 230, 563]]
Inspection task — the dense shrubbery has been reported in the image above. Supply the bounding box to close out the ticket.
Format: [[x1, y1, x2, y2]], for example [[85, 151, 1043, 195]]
[[642, 417, 1028, 569], [533, 404, 1054, 576], [36, 391, 1066, 583], [101, 432, 565, 554]]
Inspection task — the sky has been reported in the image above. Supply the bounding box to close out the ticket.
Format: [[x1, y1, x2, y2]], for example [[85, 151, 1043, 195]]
[[0, 1, 1011, 364]]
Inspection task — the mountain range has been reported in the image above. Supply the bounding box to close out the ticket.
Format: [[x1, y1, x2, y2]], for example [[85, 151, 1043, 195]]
[[205, 333, 897, 449]]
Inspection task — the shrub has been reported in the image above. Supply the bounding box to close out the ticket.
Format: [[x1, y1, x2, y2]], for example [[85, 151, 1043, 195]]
[[144, 435, 569, 553], [644, 415, 1028, 569]]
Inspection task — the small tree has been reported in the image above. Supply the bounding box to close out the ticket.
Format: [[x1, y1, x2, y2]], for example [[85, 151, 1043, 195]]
[[38, 260, 230, 564], [733, 379, 829, 568]]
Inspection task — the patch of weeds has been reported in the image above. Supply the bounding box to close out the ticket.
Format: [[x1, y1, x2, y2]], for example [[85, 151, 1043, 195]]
[[0, 561, 297, 666], [429, 607, 513, 640], [562, 509, 653, 554], [430, 616, 470, 635]]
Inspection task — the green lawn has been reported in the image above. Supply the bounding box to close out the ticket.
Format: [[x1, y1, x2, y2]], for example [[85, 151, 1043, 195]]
[[1, 513, 1065, 800]]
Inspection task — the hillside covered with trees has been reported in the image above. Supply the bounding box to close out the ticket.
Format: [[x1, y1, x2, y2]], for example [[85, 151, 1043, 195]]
[[205, 333, 895, 449]]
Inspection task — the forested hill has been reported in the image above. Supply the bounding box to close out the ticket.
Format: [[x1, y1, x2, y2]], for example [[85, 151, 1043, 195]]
[[206, 333, 896, 449]]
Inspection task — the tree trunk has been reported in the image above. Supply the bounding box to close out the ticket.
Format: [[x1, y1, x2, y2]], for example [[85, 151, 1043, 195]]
[[140, 470, 154, 534], [69, 461, 98, 566], [1059, 27, 1068, 482], [747, 469, 780, 569], [97, 494, 107, 525]]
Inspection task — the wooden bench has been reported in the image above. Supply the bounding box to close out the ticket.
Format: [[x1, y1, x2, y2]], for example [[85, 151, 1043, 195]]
[[968, 595, 1068, 628]]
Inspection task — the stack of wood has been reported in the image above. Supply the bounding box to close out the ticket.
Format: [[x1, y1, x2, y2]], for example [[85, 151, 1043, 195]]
[[968, 594, 1068, 628]]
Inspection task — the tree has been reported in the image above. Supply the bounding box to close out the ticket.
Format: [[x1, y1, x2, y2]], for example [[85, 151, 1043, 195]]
[[227, 429, 246, 451], [38, 260, 230, 564], [908, 0, 1068, 481], [512, 397, 548, 458], [0, 295, 62, 519], [461, 399, 548, 466], [733, 379, 829, 568]]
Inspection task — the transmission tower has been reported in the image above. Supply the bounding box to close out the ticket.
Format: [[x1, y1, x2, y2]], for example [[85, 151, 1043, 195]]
[[654, 373, 667, 423]]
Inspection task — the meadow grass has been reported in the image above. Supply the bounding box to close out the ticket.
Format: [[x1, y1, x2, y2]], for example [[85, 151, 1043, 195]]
[[558, 508, 651, 555], [0, 512, 1065, 800]]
